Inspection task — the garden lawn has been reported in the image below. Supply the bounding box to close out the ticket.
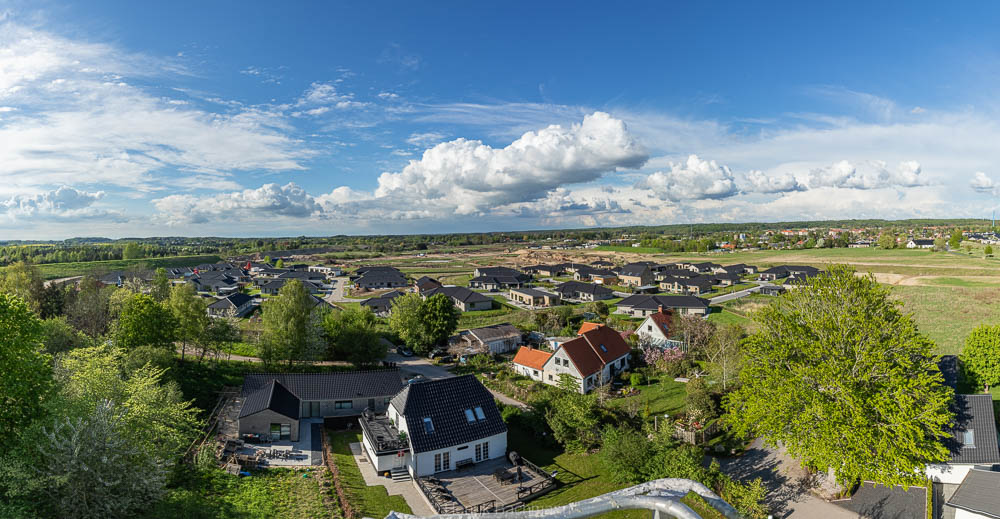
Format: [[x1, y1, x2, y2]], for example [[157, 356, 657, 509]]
[[153, 467, 334, 519], [327, 430, 412, 518], [891, 284, 1000, 355], [706, 309, 756, 330], [606, 376, 687, 417]]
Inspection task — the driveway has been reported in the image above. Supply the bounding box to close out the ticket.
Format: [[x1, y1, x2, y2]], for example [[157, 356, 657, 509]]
[[716, 438, 859, 518], [709, 281, 768, 304], [325, 276, 352, 303], [383, 351, 530, 409]]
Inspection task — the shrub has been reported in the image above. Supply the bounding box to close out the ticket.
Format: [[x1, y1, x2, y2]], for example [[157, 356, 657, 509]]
[[630, 373, 644, 387]]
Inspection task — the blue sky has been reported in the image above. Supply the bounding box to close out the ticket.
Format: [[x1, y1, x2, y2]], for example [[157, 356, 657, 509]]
[[3, 1, 1000, 239]]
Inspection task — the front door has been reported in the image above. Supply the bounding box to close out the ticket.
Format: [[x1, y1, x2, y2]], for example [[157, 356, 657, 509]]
[[368, 398, 376, 410]]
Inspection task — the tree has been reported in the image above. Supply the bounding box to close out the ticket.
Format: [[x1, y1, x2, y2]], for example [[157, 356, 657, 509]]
[[949, 229, 963, 250], [545, 391, 601, 452], [986, 245, 994, 257], [878, 233, 896, 249], [933, 237, 947, 251], [39, 281, 68, 319], [150, 267, 170, 301], [0, 261, 44, 313], [168, 283, 208, 361], [39, 316, 91, 355], [387, 293, 458, 355], [704, 323, 743, 390], [421, 293, 460, 350], [591, 301, 610, 318], [112, 293, 178, 351], [259, 279, 323, 366], [274, 258, 284, 268], [724, 265, 953, 487], [67, 277, 113, 337], [388, 293, 427, 351], [0, 293, 52, 449], [199, 315, 241, 362], [323, 307, 387, 366], [674, 314, 716, 356], [122, 242, 143, 260], [962, 324, 1000, 392], [685, 377, 716, 421]]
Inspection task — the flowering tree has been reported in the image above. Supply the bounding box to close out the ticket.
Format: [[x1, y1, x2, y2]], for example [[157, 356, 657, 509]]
[[642, 345, 684, 372]]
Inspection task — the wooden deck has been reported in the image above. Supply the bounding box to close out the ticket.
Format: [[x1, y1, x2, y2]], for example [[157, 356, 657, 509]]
[[426, 457, 546, 509]]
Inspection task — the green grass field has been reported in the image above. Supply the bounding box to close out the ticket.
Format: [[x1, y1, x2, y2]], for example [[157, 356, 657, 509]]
[[328, 430, 412, 518], [15, 254, 223, 279], [606, 375, 687, 417], [154, 467, 336, 519]]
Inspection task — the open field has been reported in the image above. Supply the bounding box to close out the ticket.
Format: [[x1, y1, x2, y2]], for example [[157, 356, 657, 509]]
[[8, 254, 223, 279], [154, 467, 336, 519]]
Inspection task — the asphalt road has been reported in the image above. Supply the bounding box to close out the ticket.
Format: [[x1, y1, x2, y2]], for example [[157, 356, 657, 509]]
[[709, 281, 770, 304]]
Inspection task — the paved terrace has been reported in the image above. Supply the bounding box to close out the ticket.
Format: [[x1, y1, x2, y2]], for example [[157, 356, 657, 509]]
[[418, 457, 553, 513]]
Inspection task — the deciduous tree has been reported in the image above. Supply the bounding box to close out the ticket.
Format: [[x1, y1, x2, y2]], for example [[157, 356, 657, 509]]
[[962, 324, 1000, 392], [0, 293, 52, 449], [724, 265, 953, 487], [704, 323, 743, 390], [150, 267, 170, 301], [323, 307, 386, 366], [0, 261, 44, 313], [112, 293, 178, 351], [168, 283, 208, 361], [259, 279, 323, 366]]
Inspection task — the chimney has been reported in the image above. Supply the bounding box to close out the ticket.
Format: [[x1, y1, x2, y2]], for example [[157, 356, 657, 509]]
[[658, 305, 663, 314]]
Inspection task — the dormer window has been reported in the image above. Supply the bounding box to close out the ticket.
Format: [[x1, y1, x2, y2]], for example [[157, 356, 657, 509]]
[[423, 417, 434, 434], [474, 406, 486, 420], [464, 409, 475, 422]]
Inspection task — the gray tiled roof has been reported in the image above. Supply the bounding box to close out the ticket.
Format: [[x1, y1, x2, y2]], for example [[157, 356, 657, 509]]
[[424, 286, 492, 304], [240, 379, 300, 419], [947, 469, 1000, 518], [391, 375, 506, 454], [208, 292, 252, 309], [618, 294, 710, 310], [554, 280, 613, 297], [944, 394, 1000, 464], [241, 370, 404, 402]]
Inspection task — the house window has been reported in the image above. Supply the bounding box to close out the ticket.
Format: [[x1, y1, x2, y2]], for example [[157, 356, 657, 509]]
[[334, 400, 353, 410], [962, 430, 975, 447], [474, 406, 486, 420], [423, 417, 434, 434], [481, 441, 489, 459], [647, 325, 652, 331], [434, 453, 442, 472], [547, 374, 553, 381], [599, 344, 608, 353], [465, 409, 476, 422], [533, 369, 539, 376], [442, 451, 450, 471], [475, 443, 482, 462]]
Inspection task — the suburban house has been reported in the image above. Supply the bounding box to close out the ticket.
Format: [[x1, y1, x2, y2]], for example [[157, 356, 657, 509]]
[[512, 346, 552, 381], [413, 276, 442, 294], [278, 270, 329, 286], [354, 266, 408, 289], [307, 264, 343, 276], [469, 267, 530, 290], [360, 375, 508, 477], [508, 287, 561, 307], [207, 292, 256, 318], [759, 285, 786, 296], [926, 393, 1000, 516], [616, 294, 710, 317], [945, 469, 1000, 519], [573, 266, 617, 283], [522, 265, 564, 277], [361, 290, 406, 315], [687, 262, 721, 274], [635, 308, 678, 348], [617, 263, 654, 287], [259, 278, 321, 295], [712, 272, 743, 287], [553, 280, 614, 302], [238, 370, 405, 442], [190, 273, 241, 295], [422, 286, 494, 312], [448, 323, 523, 354], [677, 276, 715, 295], [757, 265, 820, 282], [540, 325, 631, 394], [577, 321, 603, 335], [100, 270, 154, 287], [590, 260, 615, 268], [712, 264, 757, 275], [907, 238, 936, 249]]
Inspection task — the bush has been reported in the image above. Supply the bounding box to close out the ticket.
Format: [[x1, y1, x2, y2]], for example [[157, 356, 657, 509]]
[[630, 373, 644, 387]]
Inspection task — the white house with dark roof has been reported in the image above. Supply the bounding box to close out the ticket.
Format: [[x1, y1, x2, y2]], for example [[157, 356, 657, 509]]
[[422, 286, 493, 312], [541, 325, 631, 394], [360, 375, 507, 477], [616, 294, 710, 317], [207, 292, 256, 318], [945, 468, 1000, 518], [553, 280, 614, 302], [926, 393, 1000, 497]]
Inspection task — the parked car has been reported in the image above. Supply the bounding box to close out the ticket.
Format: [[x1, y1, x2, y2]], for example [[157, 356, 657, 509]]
[[396, 347, 414, 357], [438, 355, 455, 364], [406, 375, 426, 384]]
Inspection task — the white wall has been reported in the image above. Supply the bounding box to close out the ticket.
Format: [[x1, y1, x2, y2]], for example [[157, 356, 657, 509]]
[[361, 428, 411, 473], [513, 363, 544, 381], [542, 349, 584, 392], [411, 431, 508, 477], [926, 463, 974, 485], [956, 507, 991, 519]]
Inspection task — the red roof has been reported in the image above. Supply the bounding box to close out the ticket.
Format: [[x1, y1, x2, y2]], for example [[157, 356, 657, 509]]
[[577, 322, 603, 335], [646, 309, 673, 334], [512, 346, 553, 371], [559, 325, 631, 377]]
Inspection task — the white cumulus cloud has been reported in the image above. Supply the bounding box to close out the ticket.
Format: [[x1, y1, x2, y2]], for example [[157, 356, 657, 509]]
[[743, 170, 807, 194], [806, 160, 930, 189], [152, 182, 322, 224], [636, 155, 739, 202]]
